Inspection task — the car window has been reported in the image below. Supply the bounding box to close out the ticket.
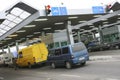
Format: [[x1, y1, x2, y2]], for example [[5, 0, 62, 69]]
[[62, 47, 69, 54], [55, 49, 61, 56]]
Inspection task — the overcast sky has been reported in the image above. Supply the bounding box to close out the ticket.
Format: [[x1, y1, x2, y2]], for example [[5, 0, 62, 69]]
[[0, 0, 120, 11]]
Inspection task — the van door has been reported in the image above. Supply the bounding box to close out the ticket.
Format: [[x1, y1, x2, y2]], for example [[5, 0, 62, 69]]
[[54, 49, 63, 65], [61, 47, 71, 62]]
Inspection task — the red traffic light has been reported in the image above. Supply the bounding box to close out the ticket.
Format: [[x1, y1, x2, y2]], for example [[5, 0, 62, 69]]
[[46, 5, 51, 10], [45, 5, 51, 15]]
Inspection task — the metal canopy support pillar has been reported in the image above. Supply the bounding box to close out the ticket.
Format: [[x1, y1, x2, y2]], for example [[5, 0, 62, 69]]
[[41, 32, 45, 42], [98, 25, 103, 44], [92, 32, 97, 40], [26, 38, 29, 46], [66, 21, 74, 45], [42, 32, 45, 36], [2, 47, 4, 52], [77, 31, 81, 42], [7, 45, 11, 53], [16, 42, 19, 52]]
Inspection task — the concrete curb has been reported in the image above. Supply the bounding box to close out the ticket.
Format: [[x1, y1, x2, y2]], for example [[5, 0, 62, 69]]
[[89, 56, 113, 61]]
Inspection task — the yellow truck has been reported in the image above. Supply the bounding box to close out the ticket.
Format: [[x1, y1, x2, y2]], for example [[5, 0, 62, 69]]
[[16, 42, 48, 68]]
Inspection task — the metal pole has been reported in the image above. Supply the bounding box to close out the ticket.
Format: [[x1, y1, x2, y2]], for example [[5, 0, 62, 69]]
[[98, 25, 103, 44], [77, 31, 81, 42], [8, 45, 11, 53], [26, 38, 29, 46], [66, 21, 74, 45], [16, 42, 19, 52]]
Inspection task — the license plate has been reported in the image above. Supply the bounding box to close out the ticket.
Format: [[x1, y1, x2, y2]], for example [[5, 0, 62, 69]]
[[79, 57, 85, 60]]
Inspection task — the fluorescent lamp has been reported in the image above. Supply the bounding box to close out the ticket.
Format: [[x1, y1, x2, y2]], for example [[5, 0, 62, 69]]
[[43, 27, 51, 30], [87, 23, 92, 25], [80, 29, 84, 30], [8, 34, 18, 37], [94, 15, 102, 17], [34, 32, 41, 34], [16, 40, 21, 42], [33, 38, 39, 40], [91, 28, 98, 30], [16, 30, 26, 33], [89, 26, 94, 28], [54, 30, 62, 32], [101, 19, 107, 21], [103, 22, 108, 24], [24, 25, 36, 28], [46, 33, 52, 35], [26, 35, 33, 38], [4, 38, 12, 40], [78, 21, 87, 23], [34, 18, 48, 21], [20, 38, 25, 40], [118, 17, 120, 19], [54, 22, 64, 25], [118, 14, 120, 15], [68, 16, 78, 19]]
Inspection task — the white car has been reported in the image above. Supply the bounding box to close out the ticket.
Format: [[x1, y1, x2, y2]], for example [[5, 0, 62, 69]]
[[0, 52, 14, 67]]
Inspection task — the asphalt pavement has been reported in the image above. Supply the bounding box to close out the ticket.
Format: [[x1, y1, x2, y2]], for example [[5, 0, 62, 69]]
[[0, 49, 120, 80]]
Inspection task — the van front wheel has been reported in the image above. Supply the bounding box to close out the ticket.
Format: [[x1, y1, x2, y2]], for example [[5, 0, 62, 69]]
[[65, 62, 72, 69], [81, 61, 86, 66]]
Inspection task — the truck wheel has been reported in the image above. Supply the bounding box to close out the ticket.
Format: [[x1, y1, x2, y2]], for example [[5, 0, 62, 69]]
[[65, 62, 72, 69], [28, 63, 32, 69], [51, 62, 56, 69]]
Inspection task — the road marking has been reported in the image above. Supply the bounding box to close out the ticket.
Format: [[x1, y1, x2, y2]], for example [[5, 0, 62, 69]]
[[99, 78, 119, 80], [47, 78, 53, 80], [36, 72, 48, 75], [61, 74, 81, 77], [0, 77, 4, 80], [89, 56, 113, 61]]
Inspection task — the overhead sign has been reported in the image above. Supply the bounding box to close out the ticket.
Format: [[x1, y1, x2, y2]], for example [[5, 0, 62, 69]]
[[51, 7, 67, 16], [92, 6, 104, 14], [51, 7, 59, 16], [59, 7, 67, 15]]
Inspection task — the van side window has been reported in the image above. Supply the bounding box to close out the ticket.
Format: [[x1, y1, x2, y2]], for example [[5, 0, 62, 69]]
[[62, 47, 69, 54], [19, 51, 23, 58], [49, 50, 55, 56], [55, 49, 61, 56]]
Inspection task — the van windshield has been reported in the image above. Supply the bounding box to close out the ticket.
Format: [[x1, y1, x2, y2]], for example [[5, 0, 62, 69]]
[[72, 43, 86, 52]]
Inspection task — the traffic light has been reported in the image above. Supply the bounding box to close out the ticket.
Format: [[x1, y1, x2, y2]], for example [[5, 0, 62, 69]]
[[45, 5, 51, 15], [106, 2, 120, 13], [106, 4, 112, 12]]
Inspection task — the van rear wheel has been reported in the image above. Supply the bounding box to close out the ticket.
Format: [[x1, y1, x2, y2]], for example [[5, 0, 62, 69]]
[[51, 62, 56, 69], [65, 62, 72, 69]]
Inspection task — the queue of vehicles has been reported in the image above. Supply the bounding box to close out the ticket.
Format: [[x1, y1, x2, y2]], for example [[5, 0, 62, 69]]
[[0, 42, 89, 69]]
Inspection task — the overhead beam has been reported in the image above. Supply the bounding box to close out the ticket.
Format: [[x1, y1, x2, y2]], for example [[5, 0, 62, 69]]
[[74, 10, 120, 29]]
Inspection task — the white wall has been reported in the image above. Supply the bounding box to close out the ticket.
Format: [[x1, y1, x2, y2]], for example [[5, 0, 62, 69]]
[[53, 31, 68, 42]]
